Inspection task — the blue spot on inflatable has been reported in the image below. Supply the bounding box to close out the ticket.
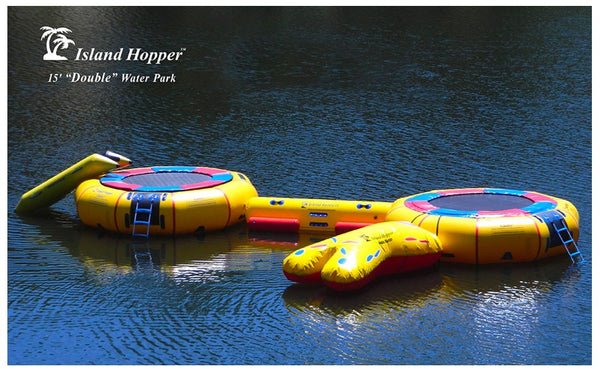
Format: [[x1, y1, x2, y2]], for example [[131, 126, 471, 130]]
[[366, 255, 373, 262], [338, 258, 347, 265], [374, 249, 381, 258], [341, 247, 347, 255], [294, 249, 305, 256]]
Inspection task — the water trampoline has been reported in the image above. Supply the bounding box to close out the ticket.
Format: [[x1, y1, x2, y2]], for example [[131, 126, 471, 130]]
[[15, 151, 584, 266], [75, 166, 258, 235], [386, 188, 581, 264]]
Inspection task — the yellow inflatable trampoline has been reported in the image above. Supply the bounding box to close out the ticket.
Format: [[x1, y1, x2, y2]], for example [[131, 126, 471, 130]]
[[386, 188, 581, 264], [75, 166, 257, 235], [283, 221, 443, 291]]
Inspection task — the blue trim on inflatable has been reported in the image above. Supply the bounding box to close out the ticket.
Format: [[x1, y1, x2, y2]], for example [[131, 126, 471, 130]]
[[135, 185, 184, 192], [404, 188, 558, 218], [483, 188, 527, 196], [522, 202, 557, 214], [99, 166, 234, 192], [429, 208, 478, 217], [101, 173, 127, 180], [408, 192, 441, 202], [213, 173, 234, 182], [151, 166, 194, 172]]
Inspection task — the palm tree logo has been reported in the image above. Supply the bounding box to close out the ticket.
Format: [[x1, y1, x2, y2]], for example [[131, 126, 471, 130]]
[[40, 26, 74, 60]]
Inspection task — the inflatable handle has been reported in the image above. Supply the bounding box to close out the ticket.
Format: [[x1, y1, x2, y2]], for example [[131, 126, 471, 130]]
[[103, 150, 132, 168]]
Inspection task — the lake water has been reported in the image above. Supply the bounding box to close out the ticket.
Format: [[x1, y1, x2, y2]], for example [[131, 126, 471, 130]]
[[6, 6, 592, 365]]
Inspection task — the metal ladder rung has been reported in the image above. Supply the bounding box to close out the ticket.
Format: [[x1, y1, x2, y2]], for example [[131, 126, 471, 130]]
[[132, 201, 153, 239], [551, 218, 583, 264]]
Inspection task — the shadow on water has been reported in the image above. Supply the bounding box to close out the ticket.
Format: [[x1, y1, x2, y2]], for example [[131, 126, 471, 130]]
[[11, 208, 587, 365], [282, 254, 576, 314], [16, 207, 578, 298], [13, 210, 303, 272], [282, 267, 445, 313]]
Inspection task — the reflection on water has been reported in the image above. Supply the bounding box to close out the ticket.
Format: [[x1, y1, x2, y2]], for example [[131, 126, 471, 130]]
[[282, 260, 577, 364], [8, 6, 591, 365], [9, 207, 591, 365], [12, 206, 586, 364]]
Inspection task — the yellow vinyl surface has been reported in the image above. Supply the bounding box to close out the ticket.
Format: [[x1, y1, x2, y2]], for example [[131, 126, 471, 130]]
[[75, 168, 257, 235], [246, 197, 392, 233], [15, 153, 129, 214], [283, 221, 442, 290], [386, 188, 580, 264]]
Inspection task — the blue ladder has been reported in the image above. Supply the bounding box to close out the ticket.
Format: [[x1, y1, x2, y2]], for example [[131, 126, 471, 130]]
[[130, 200, 155, 269], [132, 201, 153, 239], [130, 241, 153, 269], [552, 218, 584, 264]]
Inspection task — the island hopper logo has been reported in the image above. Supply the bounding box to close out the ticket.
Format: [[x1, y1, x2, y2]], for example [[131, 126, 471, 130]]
[[40, 25, 186, 65], [40, 26, 74, 60]]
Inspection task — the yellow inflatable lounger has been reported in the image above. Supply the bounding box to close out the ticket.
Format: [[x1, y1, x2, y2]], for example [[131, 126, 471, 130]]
[[15, 151, 131, 214], [75, 166, 258, 235], [386, 188, 582, 264], [246, 197, 392, 234], [282, 221, 443, 291]]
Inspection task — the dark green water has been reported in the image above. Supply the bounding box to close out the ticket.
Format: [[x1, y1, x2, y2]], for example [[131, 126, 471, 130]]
[[7, 7, 591, 364]]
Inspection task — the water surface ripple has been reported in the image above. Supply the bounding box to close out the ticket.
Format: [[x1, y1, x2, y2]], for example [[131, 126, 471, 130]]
[[7, 7, 591, 365]]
